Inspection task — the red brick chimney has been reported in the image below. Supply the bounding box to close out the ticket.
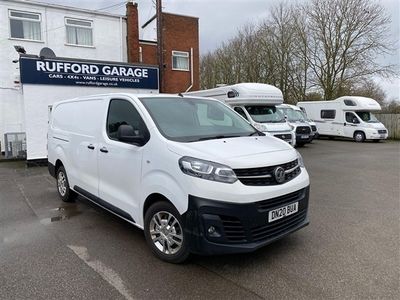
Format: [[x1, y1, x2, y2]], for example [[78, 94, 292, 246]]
[[126, 1, 139, 63]]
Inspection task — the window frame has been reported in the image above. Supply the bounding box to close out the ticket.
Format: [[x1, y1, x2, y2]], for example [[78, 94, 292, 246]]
[[8, 9, 42, 42], [65, 17, 94, 47], [320, 109, 336, 119], [233, 106, 249, 121], [106, 98, 150, 145], [172, 50, 190, 71]]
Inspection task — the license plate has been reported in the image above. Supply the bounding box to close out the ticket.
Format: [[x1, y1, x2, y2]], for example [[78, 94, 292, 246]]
[[301, 135, 309, 139], [380, 135, 385, 138], [268, 202, 298, 222]]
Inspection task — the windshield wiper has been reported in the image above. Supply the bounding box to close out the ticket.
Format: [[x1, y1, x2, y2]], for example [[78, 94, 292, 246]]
[[197, 135, 240, 141]]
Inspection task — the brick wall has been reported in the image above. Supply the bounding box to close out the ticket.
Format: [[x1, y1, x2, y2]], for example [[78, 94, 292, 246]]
[[162, 13, 199, 93], [126, 2, 199, 94]]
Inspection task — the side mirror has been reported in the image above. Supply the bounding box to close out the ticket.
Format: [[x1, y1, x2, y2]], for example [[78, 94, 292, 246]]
[[284, 114, 288, 120], [352, 118, 359, 124], [117, 124, 145, 145]]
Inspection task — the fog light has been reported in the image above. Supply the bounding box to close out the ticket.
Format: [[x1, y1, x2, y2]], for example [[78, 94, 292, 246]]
[[208, 226, 216, 234]]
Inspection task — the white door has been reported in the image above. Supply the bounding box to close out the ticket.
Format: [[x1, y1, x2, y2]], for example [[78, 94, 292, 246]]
[[70, 99, 103, 197], [98, 97, 149, 222], [343, 112, 359, 138]]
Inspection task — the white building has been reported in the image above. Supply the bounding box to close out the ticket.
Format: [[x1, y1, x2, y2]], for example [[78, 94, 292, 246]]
[[0, 0, 128, 156]]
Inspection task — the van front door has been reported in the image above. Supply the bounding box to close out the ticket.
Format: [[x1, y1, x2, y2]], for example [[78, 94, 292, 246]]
[[98, 98, 148, 223], [343, 112, 360, 138]]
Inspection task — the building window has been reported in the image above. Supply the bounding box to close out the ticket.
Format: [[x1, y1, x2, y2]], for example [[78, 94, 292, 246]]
[[65, 18, 93, 46], [9, 10, 42, 41], [172, 51, 189, 71], [320, 110, 336, 119]]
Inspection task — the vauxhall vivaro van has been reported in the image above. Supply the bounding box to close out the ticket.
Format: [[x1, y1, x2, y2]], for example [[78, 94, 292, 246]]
[[48, 93, 310, 263]]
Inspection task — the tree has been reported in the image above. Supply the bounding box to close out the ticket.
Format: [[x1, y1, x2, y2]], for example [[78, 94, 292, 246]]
[[304, 0, 396, 99]]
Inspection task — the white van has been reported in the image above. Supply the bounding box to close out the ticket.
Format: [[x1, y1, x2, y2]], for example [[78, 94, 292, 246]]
[[48, 93, 310, 263], [185, 83, 296, 145], [297, 96, 388, 142], [277, 104, 313, 146]]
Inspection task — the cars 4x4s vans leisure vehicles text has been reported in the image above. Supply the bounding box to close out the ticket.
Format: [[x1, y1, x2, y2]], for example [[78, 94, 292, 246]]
[[48, 93, 310, 263]]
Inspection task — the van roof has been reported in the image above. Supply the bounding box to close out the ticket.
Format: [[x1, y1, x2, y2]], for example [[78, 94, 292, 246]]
[[298, 96, 382, 111], [277, 103, 301, 111], [52, 93, 220, 106], [185, 83, 284, 105]]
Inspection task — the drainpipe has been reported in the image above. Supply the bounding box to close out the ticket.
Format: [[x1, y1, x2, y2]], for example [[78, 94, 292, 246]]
[[119, 16, 123, 61], [185, 47, 194, 92]]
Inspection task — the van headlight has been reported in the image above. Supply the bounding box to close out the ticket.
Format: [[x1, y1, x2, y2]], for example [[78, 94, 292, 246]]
[[296, 150, 305, 167], [179, 156, 237, 184]]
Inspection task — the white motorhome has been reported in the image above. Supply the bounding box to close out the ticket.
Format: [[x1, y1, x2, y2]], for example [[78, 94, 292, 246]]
[[48, 93, 310, 263], [297, 96, 388, 142], [185, 83, 296, 145], [277, 104, 313, 146]]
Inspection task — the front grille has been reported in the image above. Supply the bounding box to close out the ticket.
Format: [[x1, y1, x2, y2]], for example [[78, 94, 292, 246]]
[[218, 189, 308, 244], [311, 125, 317, 132], [296, 126, 311, 134], [250, 210, 307, 242], [234, 159, 300, 186], [219, 215, 246, 242], [378, 129, 387, 134], [274, 134, 292, 140], [256, 189, 304, 211]]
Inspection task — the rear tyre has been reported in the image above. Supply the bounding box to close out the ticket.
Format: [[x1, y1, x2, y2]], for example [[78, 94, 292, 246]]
[[144, 201, 190, 263], [56, 166, 77, 202], [296, 142, 305, 147], [354, 131, 365, 143]]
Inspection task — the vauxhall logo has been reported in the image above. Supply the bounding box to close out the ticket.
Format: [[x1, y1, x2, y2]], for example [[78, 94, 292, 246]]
[[273, 166, 286, 184]]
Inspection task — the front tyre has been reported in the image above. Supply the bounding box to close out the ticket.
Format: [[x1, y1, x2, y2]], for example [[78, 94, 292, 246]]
[[144, 202, 190, 263], [56, 166, 77, 202], [354, 131, 365, 143]]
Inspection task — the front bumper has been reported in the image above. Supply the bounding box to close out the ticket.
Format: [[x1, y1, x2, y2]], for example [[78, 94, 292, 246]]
[[296, 134, 313, 143], [366, 132, 388, 140], [183, 186, 310, 255]]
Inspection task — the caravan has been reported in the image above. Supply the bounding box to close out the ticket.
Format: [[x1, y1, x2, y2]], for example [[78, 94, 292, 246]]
[[185, 83, 296, 145], [297, 96, 388, 142]]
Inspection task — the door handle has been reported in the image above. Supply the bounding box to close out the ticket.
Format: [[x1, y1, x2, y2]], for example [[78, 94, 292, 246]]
[[100, 147, 108, 153], [87, 144, 95, 150]]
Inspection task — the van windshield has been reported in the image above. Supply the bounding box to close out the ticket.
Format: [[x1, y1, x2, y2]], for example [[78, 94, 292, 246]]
[[244, 105, 285, 123], [139, 97, 259, 142], [356, 111, 380, 123], [279, 107, 306, 122]]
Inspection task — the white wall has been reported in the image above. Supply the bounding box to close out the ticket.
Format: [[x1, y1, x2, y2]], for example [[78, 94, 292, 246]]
[[0, 0, 127, 152], [23, 85, 157, 160]]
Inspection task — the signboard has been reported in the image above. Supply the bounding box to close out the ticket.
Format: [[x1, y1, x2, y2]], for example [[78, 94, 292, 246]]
[[20, 57, 159, 90]]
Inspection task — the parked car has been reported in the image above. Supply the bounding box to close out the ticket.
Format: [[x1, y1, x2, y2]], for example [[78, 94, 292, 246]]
[[186, 83, 296, 146], [277, 104, 313, 147], [297, 96, 388, 142], [48, 93, 310, 263]]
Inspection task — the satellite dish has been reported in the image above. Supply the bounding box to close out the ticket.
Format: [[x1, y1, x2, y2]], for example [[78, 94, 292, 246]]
[[39, 47, 56, 59]]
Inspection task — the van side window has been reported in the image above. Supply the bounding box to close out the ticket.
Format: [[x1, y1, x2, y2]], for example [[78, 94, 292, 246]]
[[321, 110, 336, 119], [107, 99, 148, 142], [344, 99, 356, 106], [234, 107, 248, 121], [346, 112, 359, 124]]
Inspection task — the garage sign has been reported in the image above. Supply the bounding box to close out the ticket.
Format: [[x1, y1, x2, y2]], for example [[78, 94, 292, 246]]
[[19, 57, 159, 90]]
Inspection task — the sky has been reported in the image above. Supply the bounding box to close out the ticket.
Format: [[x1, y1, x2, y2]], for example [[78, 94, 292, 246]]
[[38, 0, 400, 100]]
